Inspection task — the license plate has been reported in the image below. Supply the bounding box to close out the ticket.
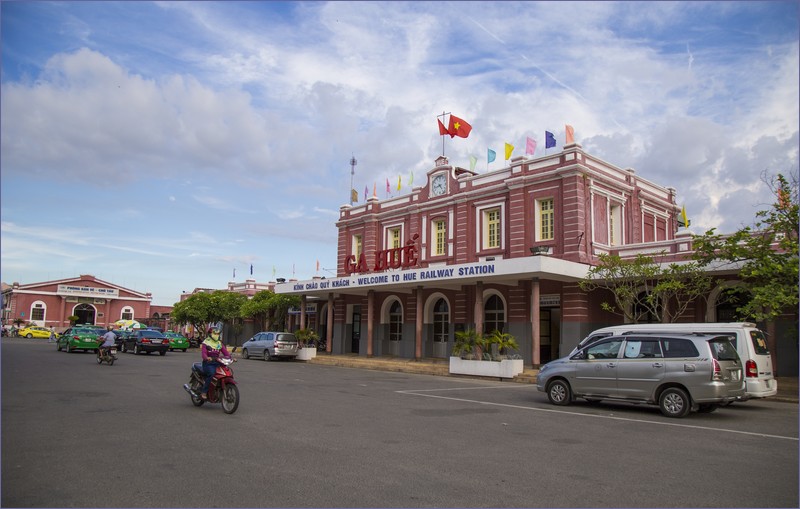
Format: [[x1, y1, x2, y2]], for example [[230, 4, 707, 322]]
[[730, 371, 740, 381], [110, 349, 117, 354]]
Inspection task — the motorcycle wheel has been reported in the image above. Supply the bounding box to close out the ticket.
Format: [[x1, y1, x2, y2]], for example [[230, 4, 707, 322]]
[[190, 380, 205, 407], [109, 357, 115, 366], [221, 384, 240, 414], [96, 354, 103, 364]]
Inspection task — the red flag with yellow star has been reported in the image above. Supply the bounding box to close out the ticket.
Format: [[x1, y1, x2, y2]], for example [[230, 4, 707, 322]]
[[448, 115, 472, 139]]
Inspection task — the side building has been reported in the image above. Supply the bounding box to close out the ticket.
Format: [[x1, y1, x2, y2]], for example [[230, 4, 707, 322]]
[[2, 274, 152, 330]]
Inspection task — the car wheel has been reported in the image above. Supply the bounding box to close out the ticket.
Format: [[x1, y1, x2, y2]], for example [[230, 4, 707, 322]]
[[26, 333, 33, 338], [183, 349, 187, 352], [66, 344, 72, 353], [659, 387, 691, 418], [121, 343, 127, 353], [134, 344, 140, 355], [546, 379, 572, 406], [263, 350, 271, 361], [242, 349, 250, 360], [697, 403, 719, 413], [159, 350, 166, 356], [57, 343, 62, 352]]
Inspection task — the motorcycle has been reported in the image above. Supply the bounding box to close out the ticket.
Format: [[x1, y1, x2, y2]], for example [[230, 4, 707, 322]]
[[95, 343, 118, 365], [183, 357, 239, 414]]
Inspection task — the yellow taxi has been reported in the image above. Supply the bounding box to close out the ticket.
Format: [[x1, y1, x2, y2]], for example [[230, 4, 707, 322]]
[[18, 326, 57, 339]]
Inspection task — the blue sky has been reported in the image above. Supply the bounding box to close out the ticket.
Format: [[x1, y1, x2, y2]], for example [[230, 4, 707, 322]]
[[1, 1, 798, 306]]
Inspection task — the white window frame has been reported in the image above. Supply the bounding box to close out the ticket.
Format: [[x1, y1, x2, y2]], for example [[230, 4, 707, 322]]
[[475, 201, 506, 252], [535, 198, 555, 241]]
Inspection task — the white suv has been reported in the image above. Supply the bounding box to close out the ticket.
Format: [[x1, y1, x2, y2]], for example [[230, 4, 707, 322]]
[[538, 333, 745, 418]]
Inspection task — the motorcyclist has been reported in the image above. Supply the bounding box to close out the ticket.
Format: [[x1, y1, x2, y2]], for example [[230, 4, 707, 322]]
[[200, 328, 232, 400], [98, 326, 116, 356]]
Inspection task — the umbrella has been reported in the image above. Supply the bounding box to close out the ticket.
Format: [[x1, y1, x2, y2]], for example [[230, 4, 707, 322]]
[[114, 319, 143, 330]]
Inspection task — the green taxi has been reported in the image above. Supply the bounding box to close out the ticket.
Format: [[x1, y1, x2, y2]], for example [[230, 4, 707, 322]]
[[165, 331, 190, 352], [57, 327, 101, 353]]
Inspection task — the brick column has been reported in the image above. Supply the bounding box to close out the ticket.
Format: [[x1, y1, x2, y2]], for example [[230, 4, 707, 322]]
[[326, 293, 334, 353], [531, 278, 541, 367], [415, 286, 423, 359]]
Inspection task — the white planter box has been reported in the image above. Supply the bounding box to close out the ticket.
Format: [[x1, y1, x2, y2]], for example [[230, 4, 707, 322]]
[[296, 348, 317, 361], [449, 356, 523, 379]]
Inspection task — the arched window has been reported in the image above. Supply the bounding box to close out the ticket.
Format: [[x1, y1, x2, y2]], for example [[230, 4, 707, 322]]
[[484, 295, 505, 334], [121, 307, 134, 321], [30, 301, 46, 322], [389, 301, 403, 342], [433, 298, 449, 343], [632, 291, 659, 323], [716, 287, 752, 322]]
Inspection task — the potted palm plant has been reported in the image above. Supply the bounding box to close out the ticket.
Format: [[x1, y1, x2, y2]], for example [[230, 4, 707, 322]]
[[294, 328, 319, 361], [449, 328, 524, 378]]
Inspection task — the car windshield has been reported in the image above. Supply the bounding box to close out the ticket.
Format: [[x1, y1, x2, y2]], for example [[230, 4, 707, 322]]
[[709, 338, 739, 361], [139, 330, 165, 338]]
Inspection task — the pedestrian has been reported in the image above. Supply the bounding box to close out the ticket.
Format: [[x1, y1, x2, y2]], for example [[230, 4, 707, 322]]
[[48, 327, 56, 343]]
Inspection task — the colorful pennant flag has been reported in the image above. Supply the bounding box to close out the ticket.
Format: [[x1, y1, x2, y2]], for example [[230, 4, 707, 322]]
[[545, 131, 556, 149], [397, 175, 401, 191], [409, 172, 414, 186], [250, 264, 253, 275], [566, 124, 575, 144], [505, 142, 514, 160], [272, 265, 276, 277], [316, 260, 320, 272], [681, 205, 689, 228], [351, 188, 358, 203], [470, 155, 478, 172], [526, 137, 537, 155], [448, 114, 472, 138], [437, 118, 449, 136], [233, 268, 236, 279], [373, 182, 377, 197], [364, 185, 368, 201], [488, 148, 496, 164], [386, 178, 390, 195]]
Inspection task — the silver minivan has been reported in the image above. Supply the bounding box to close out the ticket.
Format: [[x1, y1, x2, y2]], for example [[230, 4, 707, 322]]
[[241, 331, 299, 361], [538, 333, 745, 418], [569, 322, 776, 400]]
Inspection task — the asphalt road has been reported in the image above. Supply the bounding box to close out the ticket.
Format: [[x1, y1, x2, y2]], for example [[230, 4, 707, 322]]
[[2, 339, 798, 508]]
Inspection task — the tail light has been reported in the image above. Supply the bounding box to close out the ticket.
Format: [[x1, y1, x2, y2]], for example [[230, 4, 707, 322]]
[[745, 359, 758, 378], [142, 338, 151, 344], [711, 358, 722, 381]]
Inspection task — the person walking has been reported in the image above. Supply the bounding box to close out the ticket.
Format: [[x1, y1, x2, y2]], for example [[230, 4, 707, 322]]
[[48, 327, 57, 343]]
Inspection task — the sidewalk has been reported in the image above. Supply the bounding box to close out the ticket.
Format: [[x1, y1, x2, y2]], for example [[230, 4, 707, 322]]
[[297, 352, 798, 403]]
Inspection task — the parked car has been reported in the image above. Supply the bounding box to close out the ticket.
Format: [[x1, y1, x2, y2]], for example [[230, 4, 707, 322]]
[[537, 333, 745, 418], [569, 322, 776, 400], [57, 327, 101, 353], [241, 332, 299, 361], [120, 329, 169, 355], [18, 326, 55, 339], [112, 329, 135, 349], [164, 331, 190, 352]]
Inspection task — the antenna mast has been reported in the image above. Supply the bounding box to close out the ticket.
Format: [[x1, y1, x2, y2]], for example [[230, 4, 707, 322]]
[[349, 155, 357, 204]]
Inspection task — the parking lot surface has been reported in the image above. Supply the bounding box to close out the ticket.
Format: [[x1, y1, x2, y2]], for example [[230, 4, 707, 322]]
[[3, 339, 798, 508]]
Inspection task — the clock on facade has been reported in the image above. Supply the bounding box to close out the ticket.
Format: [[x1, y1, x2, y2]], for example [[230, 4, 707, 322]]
[[431, 174, 447, 196]]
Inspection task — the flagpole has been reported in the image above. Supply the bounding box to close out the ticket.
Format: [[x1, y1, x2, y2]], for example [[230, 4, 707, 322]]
[[437, 111, 450, 157]]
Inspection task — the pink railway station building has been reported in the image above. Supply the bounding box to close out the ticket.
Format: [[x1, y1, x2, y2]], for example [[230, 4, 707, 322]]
[[275, 142, 797, 375], [2, 274, 154, 330]]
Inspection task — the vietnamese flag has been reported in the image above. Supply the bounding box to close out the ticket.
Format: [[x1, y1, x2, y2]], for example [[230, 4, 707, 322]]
[[437, 118, 449, 136], [448, 115, 472, 138]]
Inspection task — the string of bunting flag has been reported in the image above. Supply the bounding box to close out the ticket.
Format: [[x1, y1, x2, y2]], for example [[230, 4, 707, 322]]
[[348, 114, 580, 203]]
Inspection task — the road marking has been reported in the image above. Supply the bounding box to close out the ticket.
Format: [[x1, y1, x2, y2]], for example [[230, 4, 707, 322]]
[[397, 387, 799, 442]]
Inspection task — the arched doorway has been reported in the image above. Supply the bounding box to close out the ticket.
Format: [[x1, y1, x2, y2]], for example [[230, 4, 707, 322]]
[[432, 298, 450, 358], [483, 294, 505, 334], [73, 303, 96, 325], [388, 300, 403, 356]]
